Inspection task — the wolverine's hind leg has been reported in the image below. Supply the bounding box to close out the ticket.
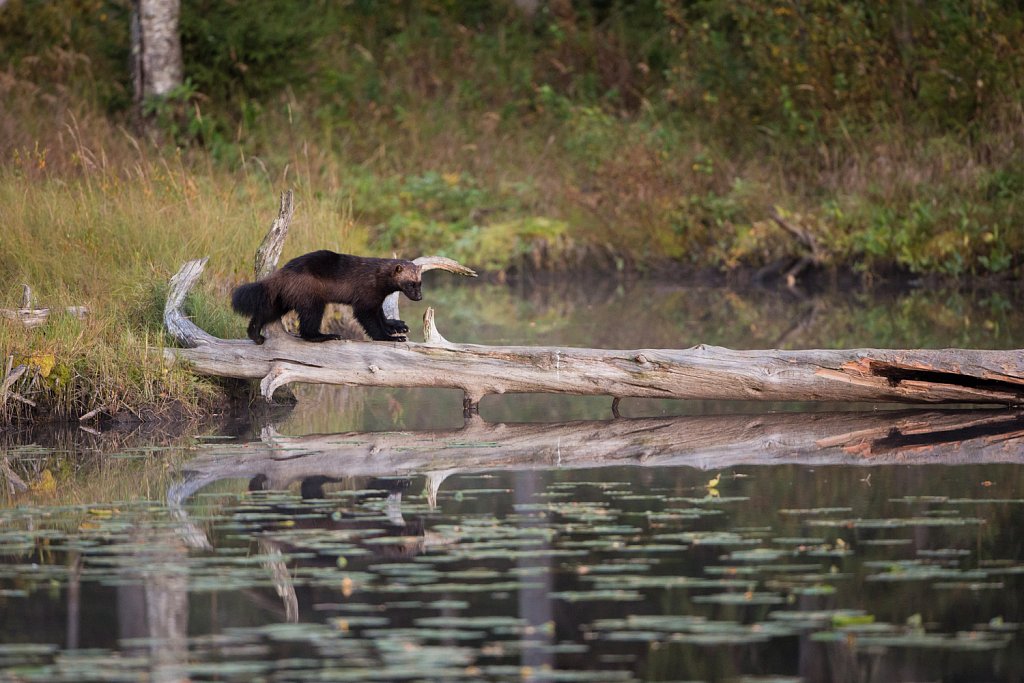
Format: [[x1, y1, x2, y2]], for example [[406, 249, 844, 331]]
[[247, 317, 267, 345], [297, 301, 341, 342], [247, 300, 287, 344]]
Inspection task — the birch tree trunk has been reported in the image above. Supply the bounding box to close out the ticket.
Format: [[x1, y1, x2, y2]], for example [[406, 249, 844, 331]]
[[132, 0, 184, 123]]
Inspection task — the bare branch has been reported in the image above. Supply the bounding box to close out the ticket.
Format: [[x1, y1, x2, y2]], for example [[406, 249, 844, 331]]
[[1, 363, 28, 409], [0, 305, 88, 328], [383, 255, 477, 320], [770, 207, 823, 263]]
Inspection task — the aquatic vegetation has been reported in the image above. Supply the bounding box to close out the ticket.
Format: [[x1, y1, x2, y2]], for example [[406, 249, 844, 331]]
[[1, 453, 1023, 681]]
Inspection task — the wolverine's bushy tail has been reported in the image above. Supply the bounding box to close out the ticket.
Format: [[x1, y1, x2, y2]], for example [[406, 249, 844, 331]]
[[231, 282, 269, 316]]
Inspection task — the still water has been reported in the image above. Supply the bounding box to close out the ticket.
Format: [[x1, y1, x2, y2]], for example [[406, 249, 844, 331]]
[[2, 279, 1023, 682]]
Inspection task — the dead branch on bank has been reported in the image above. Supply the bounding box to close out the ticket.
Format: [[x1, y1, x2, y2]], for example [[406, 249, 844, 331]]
[[0, 284, 88, 329], [162, 191, 1024, 413], [769, 207, 825, 288]]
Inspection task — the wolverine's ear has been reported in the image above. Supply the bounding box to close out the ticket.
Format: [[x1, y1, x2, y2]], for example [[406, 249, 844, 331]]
[[394, 264, 404, 274]]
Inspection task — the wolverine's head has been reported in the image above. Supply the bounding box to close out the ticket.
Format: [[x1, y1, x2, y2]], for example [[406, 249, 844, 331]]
[[392, 261, 423, 301]]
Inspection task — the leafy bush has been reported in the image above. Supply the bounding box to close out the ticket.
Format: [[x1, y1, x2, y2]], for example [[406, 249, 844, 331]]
[[664, 0, 1024, 143], [180, 0, 323, 106], [0, 0, 133, 110], [1, 0, 1021, 278]]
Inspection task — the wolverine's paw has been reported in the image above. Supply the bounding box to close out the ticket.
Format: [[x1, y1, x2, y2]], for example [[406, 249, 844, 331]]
[[378, 334, 407, 342], [385, 318, 409, 334], [250, 334, 266, 345]]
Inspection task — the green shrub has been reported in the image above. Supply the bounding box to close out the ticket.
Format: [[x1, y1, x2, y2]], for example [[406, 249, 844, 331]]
[[664, 0, 1024, 144]]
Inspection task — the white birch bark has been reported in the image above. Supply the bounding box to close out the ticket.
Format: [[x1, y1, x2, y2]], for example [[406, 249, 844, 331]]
[[132, 0, 184, 106]]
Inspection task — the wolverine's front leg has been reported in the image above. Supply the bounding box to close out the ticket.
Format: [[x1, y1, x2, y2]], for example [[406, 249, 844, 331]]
[[356, 307, 407, 341], [380, 307, 409, 340], [297, 301, 341, 342], [247, 300, 288, 345]]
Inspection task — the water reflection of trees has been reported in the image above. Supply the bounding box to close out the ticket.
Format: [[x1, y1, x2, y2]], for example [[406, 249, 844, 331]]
[[117, 526, 189, 683], [398, 279, 1024, 351]]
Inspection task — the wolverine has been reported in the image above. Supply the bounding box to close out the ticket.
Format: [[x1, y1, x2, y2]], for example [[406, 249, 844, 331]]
[[231, 251, 423, 344]]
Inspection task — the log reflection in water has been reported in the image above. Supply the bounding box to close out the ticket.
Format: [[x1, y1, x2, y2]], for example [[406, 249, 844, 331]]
[[169, 409, 1024, 504]]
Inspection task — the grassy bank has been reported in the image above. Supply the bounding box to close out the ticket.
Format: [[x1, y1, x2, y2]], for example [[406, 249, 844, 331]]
[[0, 165, 371, 423], [1, 0, 1022, 423]]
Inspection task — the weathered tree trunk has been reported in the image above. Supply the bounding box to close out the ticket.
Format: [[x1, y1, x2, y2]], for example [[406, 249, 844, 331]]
[[166, 318, 1024, 409], [161, 193, 1024, 411], [167, 409, 1024, 505], [131, 0, 183, 123]]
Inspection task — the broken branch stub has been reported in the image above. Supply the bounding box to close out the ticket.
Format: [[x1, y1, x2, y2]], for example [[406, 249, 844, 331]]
[[163, 257, 219, 349], [1, 283, 88, 329], [255, 189, 294, 280]]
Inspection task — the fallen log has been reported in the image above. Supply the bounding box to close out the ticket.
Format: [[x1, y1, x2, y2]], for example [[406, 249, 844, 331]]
[[166, 319, 1024, 409], [162, 192, 1024, 411], [163, 259, 1024, 409], [168, 409, 1024, 505]]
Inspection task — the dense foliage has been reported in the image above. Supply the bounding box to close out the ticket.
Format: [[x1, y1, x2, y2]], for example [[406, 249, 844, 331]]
[[3, 0, 1022, 277]]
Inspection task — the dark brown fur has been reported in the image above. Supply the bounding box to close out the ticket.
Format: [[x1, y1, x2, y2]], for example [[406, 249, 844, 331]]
[[231, 251, 422, 343]]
